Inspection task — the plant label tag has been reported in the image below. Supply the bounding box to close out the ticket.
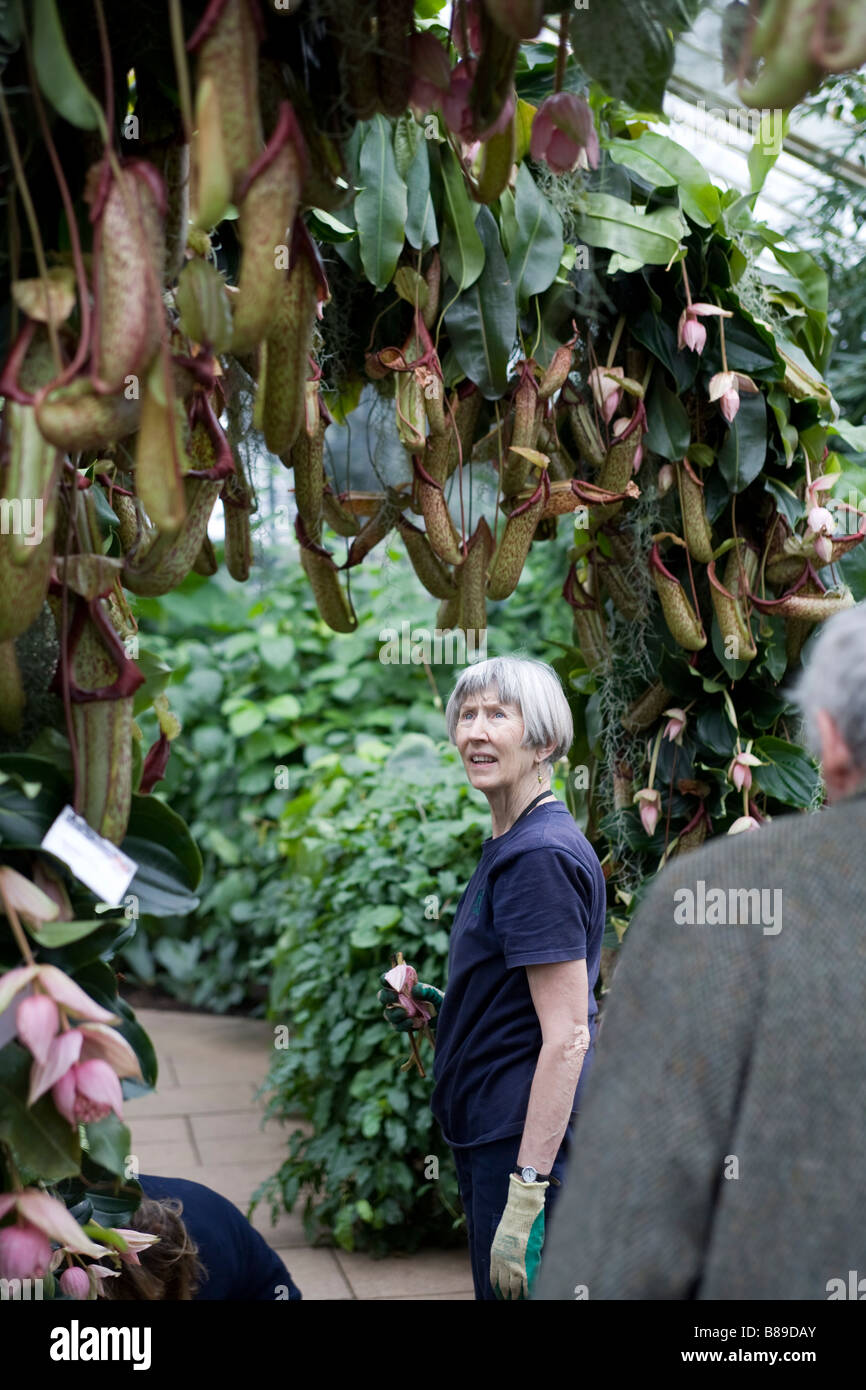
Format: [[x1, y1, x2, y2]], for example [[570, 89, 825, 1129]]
[[41, 805, 138, 907]]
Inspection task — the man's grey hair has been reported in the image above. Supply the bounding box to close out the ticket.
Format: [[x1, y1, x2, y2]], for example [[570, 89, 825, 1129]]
[[790, 601, 866, 771], [444, 655, 573, 769]]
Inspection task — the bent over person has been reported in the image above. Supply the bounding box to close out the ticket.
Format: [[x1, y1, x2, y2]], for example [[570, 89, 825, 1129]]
[[379, 656, 606, 1299]]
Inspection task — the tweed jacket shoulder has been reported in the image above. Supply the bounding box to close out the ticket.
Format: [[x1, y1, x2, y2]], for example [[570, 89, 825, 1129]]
[[534, 789, 866, 1301]]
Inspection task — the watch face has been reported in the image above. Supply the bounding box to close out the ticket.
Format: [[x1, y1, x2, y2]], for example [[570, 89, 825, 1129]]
[[522, 1166, 538, 1184]]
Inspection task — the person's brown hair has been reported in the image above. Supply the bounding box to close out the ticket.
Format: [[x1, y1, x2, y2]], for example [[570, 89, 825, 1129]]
[[100, 1196, 206, 1300]]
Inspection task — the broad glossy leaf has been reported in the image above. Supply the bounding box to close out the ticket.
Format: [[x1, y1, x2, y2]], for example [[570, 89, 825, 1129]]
[[573, 195, 686, 268], [24, 918, 103, 949], [506, 163, 564, 308], [718, 393, 768, 494], [405, 140, 437, 253], [33, 0, 104, 132], [444, 207, 516, 399], [0, 756, 68, 847], [606, 133, 720, 227], [645, 379, 691, 460], [438, 144, 484, 292], [752, 736, 820, 807], [631, 310, 698, 393], [569, 0, 701, 113], [84, 1113, 132, 1178], [355, 116, 408, 291], [122, 795, 202, 918], [0, 1042, 81, 1181]]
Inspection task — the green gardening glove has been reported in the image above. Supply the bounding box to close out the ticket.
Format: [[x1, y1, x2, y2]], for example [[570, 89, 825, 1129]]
[[377, 975, 444, 1033], [489, 1174, 548, 1300]]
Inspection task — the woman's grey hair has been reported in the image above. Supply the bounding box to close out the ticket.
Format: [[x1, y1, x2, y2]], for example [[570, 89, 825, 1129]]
[[790, 601, 866, 772], [444, 656, 573, 768]]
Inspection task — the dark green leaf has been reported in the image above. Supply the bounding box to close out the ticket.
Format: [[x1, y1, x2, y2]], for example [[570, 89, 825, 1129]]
[[573, 194, 686, 268], [405, 140, 437, 253], [0, 1043, 81, 1181], [444, 207, 516, 399], [506, 163, 564, 308], [355, 116, 408, 291], [569, 0, 701, 113], [645, 379, 691, 460], [33, 0, 104, 132], [605, 133, 720, 227], [438, 144, 484, 292], [631, 309, 698, 393], [84, 1113, 131, 1178], [752, 736, 820, 807], [717, 393, 768, 493]]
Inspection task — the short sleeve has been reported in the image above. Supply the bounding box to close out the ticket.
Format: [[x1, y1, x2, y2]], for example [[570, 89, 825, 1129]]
[[489, 846, 593, 968]]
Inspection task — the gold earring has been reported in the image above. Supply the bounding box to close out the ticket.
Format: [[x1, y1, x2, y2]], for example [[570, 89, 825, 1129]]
[[537, 762, 543, 784]]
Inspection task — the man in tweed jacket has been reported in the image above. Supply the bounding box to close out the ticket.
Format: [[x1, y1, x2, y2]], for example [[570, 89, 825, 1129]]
[[535, 603, 866, 1301]]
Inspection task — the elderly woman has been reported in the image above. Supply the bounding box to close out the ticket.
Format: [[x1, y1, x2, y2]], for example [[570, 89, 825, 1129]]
[[380, 655, 606, 1300]]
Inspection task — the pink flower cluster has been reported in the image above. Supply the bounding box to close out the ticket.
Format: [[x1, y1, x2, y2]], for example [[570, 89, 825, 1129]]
[[1, 963, 142, 1127]]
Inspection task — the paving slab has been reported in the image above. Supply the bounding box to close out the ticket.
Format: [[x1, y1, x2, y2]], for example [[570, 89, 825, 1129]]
[[274, 1247, 354, 1300], [334, 1249, 474, 1300]]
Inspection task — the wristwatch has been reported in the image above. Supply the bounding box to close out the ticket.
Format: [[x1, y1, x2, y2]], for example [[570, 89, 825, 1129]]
[[514, 1165, 553, 1185]]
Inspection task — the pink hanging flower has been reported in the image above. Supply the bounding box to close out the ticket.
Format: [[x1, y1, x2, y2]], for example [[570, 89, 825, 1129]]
[[588, 366, 623, 423], [0, 1221, 53, 1280], [441, 61, 514, 142], [110, 1228, 160, 1267], [381, 961, 434, 1029], [677, 303, 732, 356], [611, 413, 644, 471], [530, 92, 599, 174], [728, 815, 760, 834], [60, 1265, 92, 1300], [0, 963, 118, 1024], [90, 1264, 122, 1293], [16, 993, 60, 1065], [728, 750, 762, 793], [440, 60, 476, 139], [708, 370, 758, 423], [633, 787, 662, 837], [408, 32, 452, 113], [657, 463, 675, 495], [52, 1058, 124, 1126], [0, 1189, 105, 1263], [663, 708, 687, 743]]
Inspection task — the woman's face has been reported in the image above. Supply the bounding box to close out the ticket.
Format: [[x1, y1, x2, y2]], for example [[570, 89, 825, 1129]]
[[455, 685, 536, 793]]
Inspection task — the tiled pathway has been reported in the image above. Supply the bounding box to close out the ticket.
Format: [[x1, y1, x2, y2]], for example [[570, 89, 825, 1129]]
[[127, 1008, 474, 1300]]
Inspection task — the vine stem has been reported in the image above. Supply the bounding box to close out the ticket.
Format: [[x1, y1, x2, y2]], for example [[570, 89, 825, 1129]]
[[168, 0, 194, 144], [554, 11, 569, 94], [0, 82, 63, 373], [20, 27, 93, 388], [605, 314, 626, 368]]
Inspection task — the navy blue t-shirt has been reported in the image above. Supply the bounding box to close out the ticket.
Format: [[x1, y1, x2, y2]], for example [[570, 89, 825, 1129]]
[[430, 800, 606, 1149], [138, 1175, 302, 1300]]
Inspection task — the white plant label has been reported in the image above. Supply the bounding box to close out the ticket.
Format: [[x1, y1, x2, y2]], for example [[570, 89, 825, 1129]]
[[41, 805, 138, 907]]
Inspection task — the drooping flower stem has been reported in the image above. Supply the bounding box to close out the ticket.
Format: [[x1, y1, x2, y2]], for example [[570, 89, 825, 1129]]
[[554, 12, 569, 94], [719, 314, 730, 374], [0, 880, 35, 967], [606, 314, 626, 369]]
